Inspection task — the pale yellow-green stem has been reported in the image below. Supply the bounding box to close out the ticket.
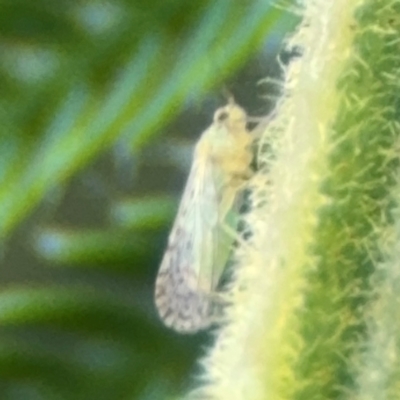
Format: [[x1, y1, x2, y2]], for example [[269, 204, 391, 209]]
[[187, 0, 400, 399]]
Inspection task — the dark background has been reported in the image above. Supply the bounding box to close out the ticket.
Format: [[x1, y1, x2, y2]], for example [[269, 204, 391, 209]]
[[0, 1, 298, 399]]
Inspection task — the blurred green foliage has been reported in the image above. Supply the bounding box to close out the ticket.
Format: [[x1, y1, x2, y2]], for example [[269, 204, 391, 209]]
[[0, 1, 298, 399]]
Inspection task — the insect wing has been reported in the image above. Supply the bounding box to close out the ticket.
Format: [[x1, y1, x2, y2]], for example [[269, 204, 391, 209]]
[[154, 144, 219, 333]]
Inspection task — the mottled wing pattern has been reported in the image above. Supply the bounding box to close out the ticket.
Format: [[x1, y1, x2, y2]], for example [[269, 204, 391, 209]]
[[154, 145, 219, 333]]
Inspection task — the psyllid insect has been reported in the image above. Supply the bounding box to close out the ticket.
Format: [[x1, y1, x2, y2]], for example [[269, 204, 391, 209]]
[[154, 99, 255, 333]]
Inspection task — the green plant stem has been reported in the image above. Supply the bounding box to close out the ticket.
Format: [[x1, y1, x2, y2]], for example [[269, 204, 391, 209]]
[[190, 0, 400, 399]]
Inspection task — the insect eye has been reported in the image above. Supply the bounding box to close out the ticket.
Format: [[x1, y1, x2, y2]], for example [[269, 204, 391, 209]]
[[216, 111, 229, 122]]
